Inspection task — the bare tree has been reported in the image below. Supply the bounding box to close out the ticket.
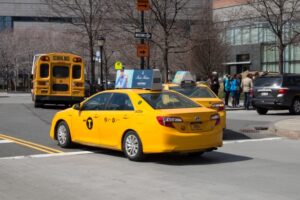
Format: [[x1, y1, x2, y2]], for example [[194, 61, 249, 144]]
[[247, 0, 300, 74], [43, 0, 110, 85], [191, 2, 228, 79], [150, 0, 191, 81]]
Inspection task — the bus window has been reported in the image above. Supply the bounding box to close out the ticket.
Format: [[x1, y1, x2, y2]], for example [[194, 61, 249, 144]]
[[53, 66, 69, 78], [40, 64, 49, 78], [72, 65, 81, 79]]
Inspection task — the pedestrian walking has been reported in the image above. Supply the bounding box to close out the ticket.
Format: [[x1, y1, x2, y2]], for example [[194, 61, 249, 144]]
[[230, 74, 239, 108], [236, 74, 242, 107], [209, 72, 220, 96], [223, 74, 231, 106], [242, 73, 253, 110]]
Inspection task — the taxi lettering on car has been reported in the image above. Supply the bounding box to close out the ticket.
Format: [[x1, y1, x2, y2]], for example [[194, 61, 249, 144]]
[[163, 71, 226, 129], [50, 70, 223, 161]]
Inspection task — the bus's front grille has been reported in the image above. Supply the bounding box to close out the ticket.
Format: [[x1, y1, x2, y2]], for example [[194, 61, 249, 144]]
[[52, 84, 69, 91]]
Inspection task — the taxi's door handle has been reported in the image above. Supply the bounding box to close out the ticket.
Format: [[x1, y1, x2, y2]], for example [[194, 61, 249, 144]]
[[123, 115, 129, 119], [94, 115, 99, 119]]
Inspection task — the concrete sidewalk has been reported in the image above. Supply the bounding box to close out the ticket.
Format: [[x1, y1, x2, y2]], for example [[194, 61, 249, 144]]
[[270, 118, 300, 140]]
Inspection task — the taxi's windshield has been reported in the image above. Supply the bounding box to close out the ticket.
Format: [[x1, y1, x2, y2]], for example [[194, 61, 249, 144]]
[[169, 86, 216, 98], [140, 91, 200, 109]]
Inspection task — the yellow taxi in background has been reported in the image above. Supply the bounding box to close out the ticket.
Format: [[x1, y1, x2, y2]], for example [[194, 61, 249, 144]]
[[50, 89, 223, 161], [163, 82, 226, 129]]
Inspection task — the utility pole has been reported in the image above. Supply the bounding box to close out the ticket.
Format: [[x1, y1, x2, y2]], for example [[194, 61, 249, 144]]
[[136, 0, 151, 70]]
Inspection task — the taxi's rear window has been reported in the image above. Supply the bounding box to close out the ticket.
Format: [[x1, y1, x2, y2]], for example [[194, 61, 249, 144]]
[[140, 91, 200, 109], [170, 86, 216, 98]]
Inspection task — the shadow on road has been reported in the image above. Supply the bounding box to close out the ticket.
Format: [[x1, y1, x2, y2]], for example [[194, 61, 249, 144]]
[[73, 145, 252, 166], [223, 129, 251, 140]]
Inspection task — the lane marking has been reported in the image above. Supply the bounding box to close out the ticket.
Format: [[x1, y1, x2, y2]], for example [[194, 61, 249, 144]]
[[0, 151, 93, 160], [0, 134, 64, 154], [0, 139, 14, 144], [224, 137, 282, 144]]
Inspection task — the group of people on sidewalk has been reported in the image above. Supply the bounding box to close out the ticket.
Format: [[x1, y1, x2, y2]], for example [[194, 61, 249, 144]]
[[207, 71, 257, 110], [223, 73, 255, 110]]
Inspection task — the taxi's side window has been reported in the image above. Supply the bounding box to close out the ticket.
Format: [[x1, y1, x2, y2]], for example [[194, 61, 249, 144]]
[[82, 93, 112, 111], [106, 93, 134, 111]]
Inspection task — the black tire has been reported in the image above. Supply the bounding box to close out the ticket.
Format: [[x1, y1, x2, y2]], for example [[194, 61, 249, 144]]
[[34, 100, 42, 108], [56, 121, 72, 148], [289, 98, 300, 115], [123, 131, 144, 161], [256, 107, 268, 115]]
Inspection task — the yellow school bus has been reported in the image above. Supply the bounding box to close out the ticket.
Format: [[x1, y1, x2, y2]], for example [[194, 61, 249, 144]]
[[31, 53, 85, 107]]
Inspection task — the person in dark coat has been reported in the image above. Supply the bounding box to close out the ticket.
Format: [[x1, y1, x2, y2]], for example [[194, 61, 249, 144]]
[[209, 72, 220, 96]]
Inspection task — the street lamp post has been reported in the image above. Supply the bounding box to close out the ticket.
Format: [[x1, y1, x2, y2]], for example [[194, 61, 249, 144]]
[[97, 36, 105, 91]]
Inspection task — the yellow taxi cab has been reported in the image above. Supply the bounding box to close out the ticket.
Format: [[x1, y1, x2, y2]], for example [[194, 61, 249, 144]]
[[163, 82, 226, 129], [50, 70, 223, 161]]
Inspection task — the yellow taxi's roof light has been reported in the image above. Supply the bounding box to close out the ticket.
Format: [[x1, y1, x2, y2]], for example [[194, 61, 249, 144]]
[[172, 71, 195, 85], [115, 69, 162, 91], [180, 80, 196, 88]]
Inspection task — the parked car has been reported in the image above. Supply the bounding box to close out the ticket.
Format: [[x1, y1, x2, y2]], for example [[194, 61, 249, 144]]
[[252, 74, 300, 115]]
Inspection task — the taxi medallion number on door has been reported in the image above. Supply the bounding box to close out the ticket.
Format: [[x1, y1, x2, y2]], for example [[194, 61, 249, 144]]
[[50, 69, 223, 161]]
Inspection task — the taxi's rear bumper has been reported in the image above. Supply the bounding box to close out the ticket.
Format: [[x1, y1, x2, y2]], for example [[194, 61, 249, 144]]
[[142, 127, 223, 153]]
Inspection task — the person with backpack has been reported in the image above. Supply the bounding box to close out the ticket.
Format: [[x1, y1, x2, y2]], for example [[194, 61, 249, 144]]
[[230, 74, 239, 108], [223, 74, 231, 106]]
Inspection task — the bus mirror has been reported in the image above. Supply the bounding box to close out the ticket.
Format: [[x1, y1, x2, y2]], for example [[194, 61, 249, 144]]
[[73, 103, 81, 111]]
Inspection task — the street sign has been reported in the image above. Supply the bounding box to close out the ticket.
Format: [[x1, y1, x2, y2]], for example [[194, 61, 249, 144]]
[[135, 32, 152, 40], [136, 0, 150, 11], [137, 44, 149, 57], [114, 61, 123, 70]]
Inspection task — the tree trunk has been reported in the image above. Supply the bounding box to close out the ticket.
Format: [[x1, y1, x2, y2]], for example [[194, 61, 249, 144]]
[[279, 45, 284, 75], [164, 35, 169, 83], [89, 37, 95, 85]]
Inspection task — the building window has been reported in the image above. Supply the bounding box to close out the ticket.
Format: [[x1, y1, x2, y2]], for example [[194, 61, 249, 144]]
[[0, 16, 12, 30]]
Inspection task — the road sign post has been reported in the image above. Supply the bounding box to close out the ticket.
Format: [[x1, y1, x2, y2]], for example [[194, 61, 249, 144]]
[[136, 0, 150, 70]]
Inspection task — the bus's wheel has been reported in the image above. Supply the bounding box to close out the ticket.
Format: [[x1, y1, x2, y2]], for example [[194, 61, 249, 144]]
[[123, 131, 145, 161], [56, 121, 72, 148], [34, 101, 42, 108]]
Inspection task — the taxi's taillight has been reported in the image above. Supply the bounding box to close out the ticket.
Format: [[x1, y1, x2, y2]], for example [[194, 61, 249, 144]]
[[211, 103, 225, 111], [210, 114, 220, 126], [156, 116, 183, 128]]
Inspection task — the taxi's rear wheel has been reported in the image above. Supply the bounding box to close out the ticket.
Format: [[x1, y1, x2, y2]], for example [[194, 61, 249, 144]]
[[123, 131, 144, 161], [56, 121, 72, 148]]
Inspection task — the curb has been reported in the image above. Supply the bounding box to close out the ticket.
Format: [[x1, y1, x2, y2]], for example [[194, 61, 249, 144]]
[[269, 120, 300, 140]]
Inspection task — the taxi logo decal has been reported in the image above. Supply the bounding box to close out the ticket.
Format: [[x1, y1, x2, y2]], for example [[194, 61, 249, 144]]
[[86, 117, 93, 130], [195, 116, 201, 122]]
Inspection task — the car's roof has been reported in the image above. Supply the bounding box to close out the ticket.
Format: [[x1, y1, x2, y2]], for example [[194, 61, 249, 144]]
[[164, 83, 209, 88]]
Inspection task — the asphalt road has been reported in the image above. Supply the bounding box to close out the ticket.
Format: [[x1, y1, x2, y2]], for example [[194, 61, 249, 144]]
[[1, 138, 299, 200], [0, 94, 299, 158], [1, 94, 300, 199]]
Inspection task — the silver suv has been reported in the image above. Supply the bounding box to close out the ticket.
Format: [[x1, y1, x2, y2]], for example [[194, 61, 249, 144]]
[[252, 74, 300, 115]]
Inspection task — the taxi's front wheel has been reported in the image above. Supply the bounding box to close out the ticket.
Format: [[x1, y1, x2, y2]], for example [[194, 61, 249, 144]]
[[56, 121, 72, 148], [123, 131, 144, 161]]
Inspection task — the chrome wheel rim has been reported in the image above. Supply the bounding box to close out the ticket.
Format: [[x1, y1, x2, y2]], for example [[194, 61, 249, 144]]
[[294, 100, 300, 113], [57, 125, 67, 145], [125, 135, 139, 157]]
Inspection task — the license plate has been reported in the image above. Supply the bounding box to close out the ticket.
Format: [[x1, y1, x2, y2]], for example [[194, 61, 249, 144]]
[[191, 123, 202, 130], [261, 92, 269, 96]]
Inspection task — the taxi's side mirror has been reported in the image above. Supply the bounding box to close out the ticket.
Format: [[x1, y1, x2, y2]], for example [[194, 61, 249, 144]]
[[73, 103, 81, 111]]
